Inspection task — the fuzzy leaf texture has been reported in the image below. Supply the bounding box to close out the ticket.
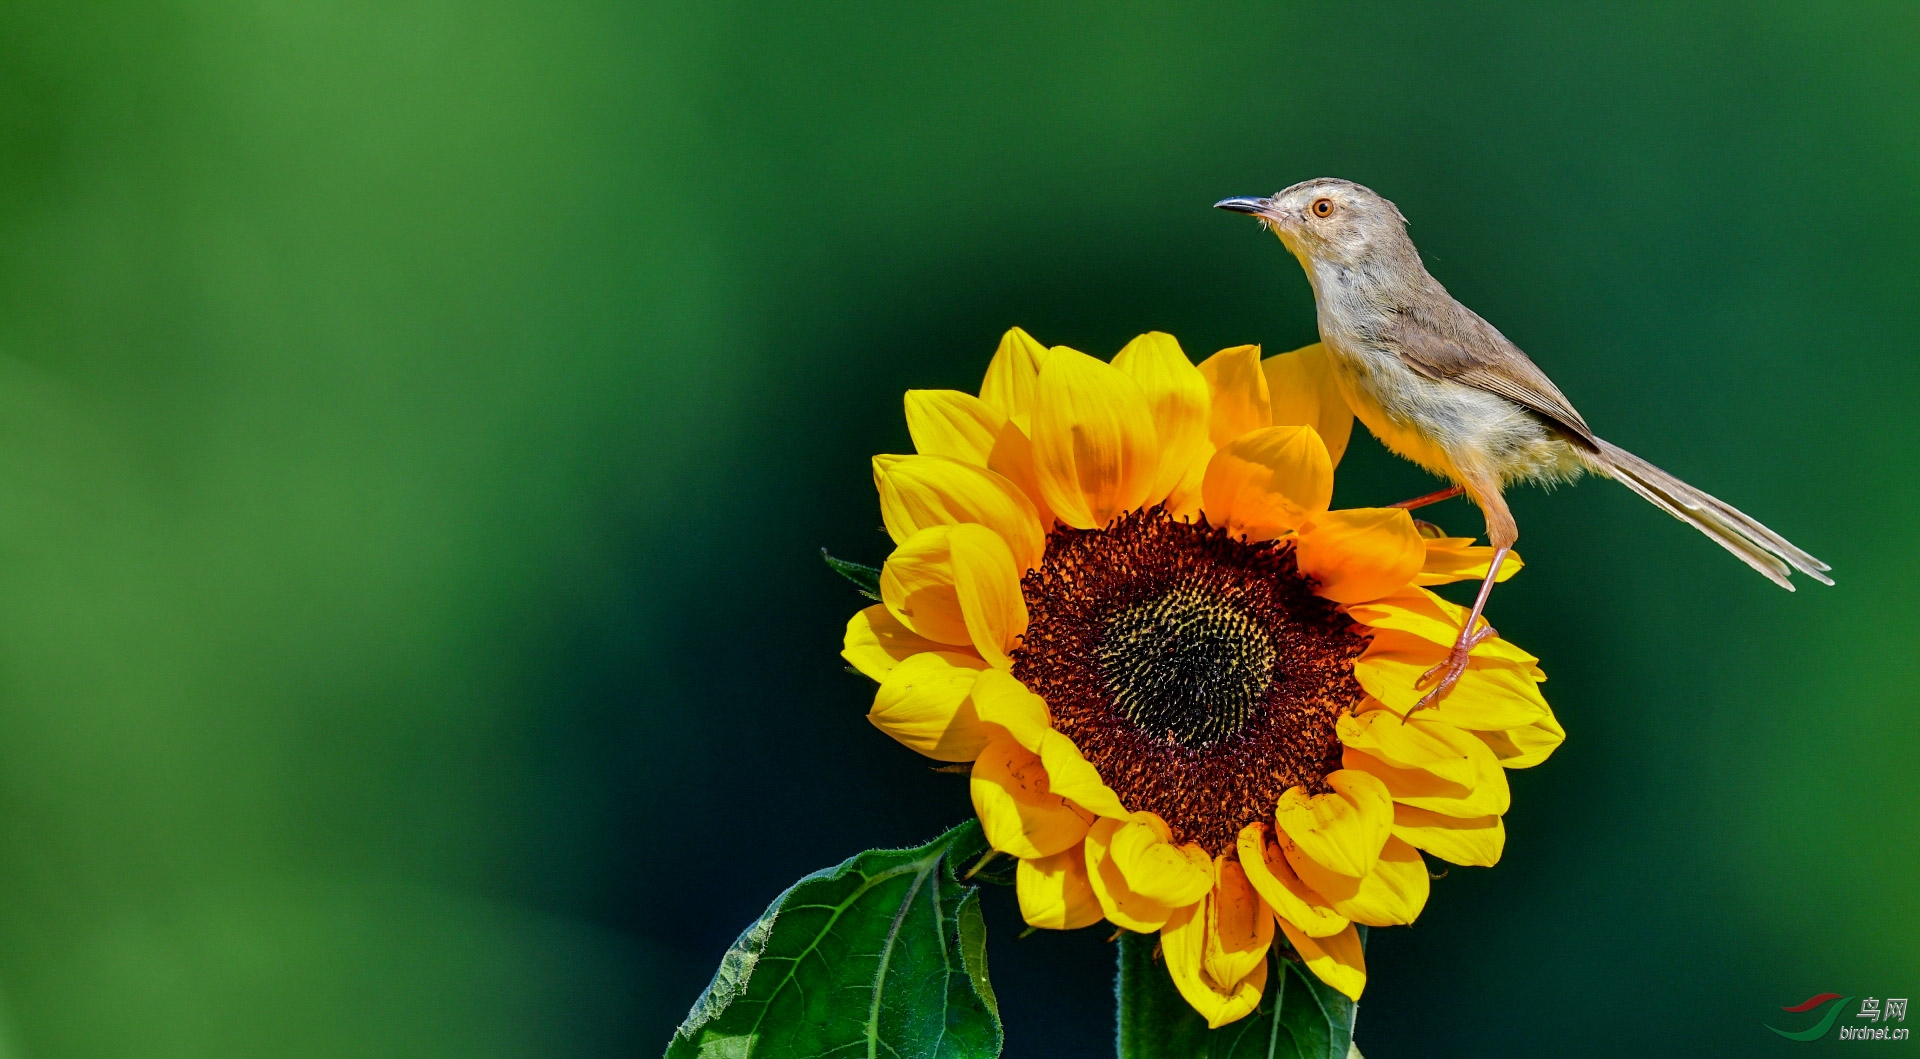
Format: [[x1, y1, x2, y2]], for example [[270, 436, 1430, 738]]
[[665, 820, 1003, 1059], [822, 549, 883, 600], [1115, 930, 1360, 1059]]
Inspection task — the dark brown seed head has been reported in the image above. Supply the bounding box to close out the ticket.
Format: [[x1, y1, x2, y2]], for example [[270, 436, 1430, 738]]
[[1012, 507, 1369, 855]]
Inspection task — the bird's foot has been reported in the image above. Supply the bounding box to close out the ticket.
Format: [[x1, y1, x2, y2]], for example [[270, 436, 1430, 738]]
[[1411, 621, 1499, 713]]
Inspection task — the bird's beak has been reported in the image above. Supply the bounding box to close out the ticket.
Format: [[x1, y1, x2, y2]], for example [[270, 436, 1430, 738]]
[[1213, 197, 1273, 217]]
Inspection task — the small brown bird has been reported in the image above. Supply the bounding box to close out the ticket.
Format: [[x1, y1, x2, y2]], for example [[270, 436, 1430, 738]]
[[1216, 179, 1830, 709]]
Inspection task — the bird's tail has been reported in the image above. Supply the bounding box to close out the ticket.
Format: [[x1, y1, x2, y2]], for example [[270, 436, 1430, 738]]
[[1591, 438, 1832, 591]]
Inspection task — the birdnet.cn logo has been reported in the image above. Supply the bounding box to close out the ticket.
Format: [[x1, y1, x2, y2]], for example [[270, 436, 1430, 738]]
[[1768, 994, 1910, 1042]]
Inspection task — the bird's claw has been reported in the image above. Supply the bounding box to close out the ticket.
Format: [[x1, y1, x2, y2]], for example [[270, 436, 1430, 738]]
[[1410, 621, 1498, 713]]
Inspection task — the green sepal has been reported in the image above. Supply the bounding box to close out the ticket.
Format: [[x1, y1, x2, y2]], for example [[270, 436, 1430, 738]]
[[958, 847, 1019, 889], [665, 820, 1003, 1059], [1115, 929, 1361, 1059], [821, 548, 883, 600]]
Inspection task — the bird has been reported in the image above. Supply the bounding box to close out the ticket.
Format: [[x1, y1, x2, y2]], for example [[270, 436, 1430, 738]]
[[1215, 178, 1830, 710]]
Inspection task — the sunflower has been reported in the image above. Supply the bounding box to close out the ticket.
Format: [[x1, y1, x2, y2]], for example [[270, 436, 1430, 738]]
[[842, 328, 1564, 1027]]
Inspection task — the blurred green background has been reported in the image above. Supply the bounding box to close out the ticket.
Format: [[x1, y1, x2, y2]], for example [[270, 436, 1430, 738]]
[[0, 1, 1911, 1056]]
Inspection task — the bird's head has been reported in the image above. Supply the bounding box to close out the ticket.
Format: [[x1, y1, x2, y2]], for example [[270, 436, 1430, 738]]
[[1215, 178, 1411, 268]]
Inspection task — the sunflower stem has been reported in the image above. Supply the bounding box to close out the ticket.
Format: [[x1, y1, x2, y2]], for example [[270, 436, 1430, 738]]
[[1115, 930, 1209, 1059], [1113, 928, 1367, 1058]]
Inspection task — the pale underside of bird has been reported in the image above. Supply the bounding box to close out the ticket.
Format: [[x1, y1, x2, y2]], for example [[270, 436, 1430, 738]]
[[1216, 178, 1829, 708]]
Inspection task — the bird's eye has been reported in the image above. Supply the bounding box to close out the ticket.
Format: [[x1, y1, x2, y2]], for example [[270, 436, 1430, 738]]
[[1311, 198, 1334, 218]]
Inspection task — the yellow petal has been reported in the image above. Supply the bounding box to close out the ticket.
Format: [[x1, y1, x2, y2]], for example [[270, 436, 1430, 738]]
[[1236, 823, 1349, 938], [1295, 508, 1426, 604], [1197, 344, 1271, 447], [1392, 803, 1505, 867], [1353, 630, 1548, 730], [842, 604, 985, 681], [1341, 744, 1510, 819], [905, 389, 1007, 465], [1204, 857, 1276, 989], [968, 671, 1131, 818], [1109, 813, 1214, 908], [1016, 844, 1104, 930], [880, 526, 970, 646], [1277, 921, 1366, 1002], [1337, 708, 1506, 793], [947, 523, 1028, 668], [1413, 537, 1525, 587], [1162, 440, 1212, 521], [1262, 343, 1354, 468], [1282, 835, 1430, 926], [1200, 426, 1333, 540], [968, 668, 1053, 752], [1085, 817, 1175, 932], [873, 454, 1045, 573], [1035, 729, 1132, 820], [1475, 707, 1566, 769], [1272, 770, 1394, 879], [971, 735, 1094, 859], [868, 652, 992, 762], [1344, 588, 1541, 670], [1164, 895, 1268, 1028], [1112, 331, 1212, 506], [985, 420, 1056, 534], [1030, 346, 1159, 529], [979, 326, 1049, 430]]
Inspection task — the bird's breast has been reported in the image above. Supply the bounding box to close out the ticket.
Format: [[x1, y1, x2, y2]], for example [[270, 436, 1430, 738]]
[[1315, 319, 1572, 487], [1317, 335, 1465, 478]]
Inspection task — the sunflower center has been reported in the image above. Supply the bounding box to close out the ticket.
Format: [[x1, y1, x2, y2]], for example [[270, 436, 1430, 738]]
[[1097, 589, 1275, 748], [1012, 506, 1370, 855]]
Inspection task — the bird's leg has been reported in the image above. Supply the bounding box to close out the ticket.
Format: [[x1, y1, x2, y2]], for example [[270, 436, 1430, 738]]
[[1390, 485, 1464, 511], [1411, 545, 1509, 713]]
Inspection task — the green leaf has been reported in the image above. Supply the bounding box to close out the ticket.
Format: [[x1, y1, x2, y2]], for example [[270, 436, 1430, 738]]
[[1115, 929, 1360, 1059], [665, 820, 1003, 1059], [822, 548, 883, 600]]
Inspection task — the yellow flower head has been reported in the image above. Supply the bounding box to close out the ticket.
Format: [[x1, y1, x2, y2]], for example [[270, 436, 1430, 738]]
[[843, 328, 1564, 1027]]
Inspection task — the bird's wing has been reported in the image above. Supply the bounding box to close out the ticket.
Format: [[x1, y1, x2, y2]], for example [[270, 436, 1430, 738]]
[[1383, 302, 1597, 447]]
